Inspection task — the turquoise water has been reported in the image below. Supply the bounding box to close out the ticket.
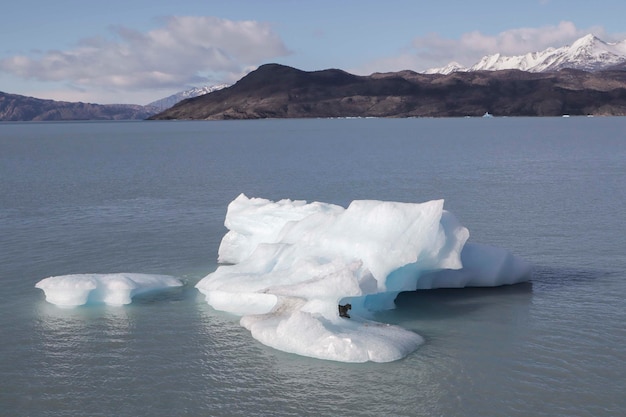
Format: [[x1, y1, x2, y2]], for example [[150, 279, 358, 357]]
[[1, 118, 625, 416]]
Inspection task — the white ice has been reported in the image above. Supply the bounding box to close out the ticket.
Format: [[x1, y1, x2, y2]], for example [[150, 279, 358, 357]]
[[35, 273, 183, 307], [196, 194, 531, 363]]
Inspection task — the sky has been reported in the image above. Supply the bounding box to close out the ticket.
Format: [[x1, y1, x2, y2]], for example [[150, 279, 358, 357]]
[[1, 0, 625, 105]]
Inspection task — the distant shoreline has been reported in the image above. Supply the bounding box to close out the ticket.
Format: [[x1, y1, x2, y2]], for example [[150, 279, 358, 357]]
[[150, 64, 626, 120]]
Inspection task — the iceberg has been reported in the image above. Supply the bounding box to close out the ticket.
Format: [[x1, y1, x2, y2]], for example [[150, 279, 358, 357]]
[[36, 273, 183, 307], [196, 194, 531, 363]]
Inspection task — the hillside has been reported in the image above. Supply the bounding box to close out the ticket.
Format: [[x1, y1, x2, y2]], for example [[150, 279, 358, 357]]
[[0, 92, 158, 121], [147, 85, 229, 112], [149, 63, 626, 119]]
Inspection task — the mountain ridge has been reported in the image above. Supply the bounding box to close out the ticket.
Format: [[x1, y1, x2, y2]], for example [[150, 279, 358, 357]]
[[0, 91, 159, 121], [5, 34, 626, 121], [425, 34, 626, 74], [150, 63, 626, 120], [0, 83, 234, 121], [147, 84, 229, 112]]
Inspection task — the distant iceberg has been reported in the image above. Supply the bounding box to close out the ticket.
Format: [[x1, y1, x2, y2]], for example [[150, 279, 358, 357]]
[[36, 273, 183, 307], [196, 194, 531, 363]]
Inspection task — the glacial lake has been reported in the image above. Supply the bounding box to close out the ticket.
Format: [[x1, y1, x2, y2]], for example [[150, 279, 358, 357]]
[[1, 117, 625, 416]]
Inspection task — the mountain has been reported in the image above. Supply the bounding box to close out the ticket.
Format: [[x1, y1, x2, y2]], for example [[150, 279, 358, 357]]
[[0, 92, 158, 121], [0, 84, 230, 121], [423, 62, 466, 75], [149, 63, 626, 120], [147, 84, 229, 112], [426, 34, 626, 74]]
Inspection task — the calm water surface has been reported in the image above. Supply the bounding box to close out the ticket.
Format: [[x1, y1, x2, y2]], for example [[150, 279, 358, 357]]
[[1, 118, 625, 416]]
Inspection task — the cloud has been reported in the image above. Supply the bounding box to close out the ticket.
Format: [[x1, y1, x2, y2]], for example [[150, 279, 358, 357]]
[[356, 21, 612, 74], [0, 16, 290, 92]]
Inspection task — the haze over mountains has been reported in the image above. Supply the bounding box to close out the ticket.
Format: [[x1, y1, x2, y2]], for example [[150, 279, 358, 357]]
[[3, 34, 626, 121]]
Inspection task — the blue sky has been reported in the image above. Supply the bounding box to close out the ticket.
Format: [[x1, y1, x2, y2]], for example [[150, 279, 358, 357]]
[[1, 0, 625, 104]]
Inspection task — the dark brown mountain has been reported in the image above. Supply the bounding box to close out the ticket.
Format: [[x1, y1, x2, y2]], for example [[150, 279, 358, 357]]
[[0, 92, 158, 121], [150, 63, 626, 119]]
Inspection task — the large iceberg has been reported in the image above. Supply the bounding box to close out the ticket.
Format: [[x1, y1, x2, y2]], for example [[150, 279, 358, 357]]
[[36, 273, 183, 307], [196, 194, 531, 363]]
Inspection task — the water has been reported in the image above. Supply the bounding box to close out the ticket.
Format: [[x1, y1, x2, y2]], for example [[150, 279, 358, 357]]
[[1, 118, 625, 416]]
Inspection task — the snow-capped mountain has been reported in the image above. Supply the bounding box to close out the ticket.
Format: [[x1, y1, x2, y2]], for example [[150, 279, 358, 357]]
[[425, 34, 626, 74], [423, 61, 466, 75], [148, 84, 229, 111]]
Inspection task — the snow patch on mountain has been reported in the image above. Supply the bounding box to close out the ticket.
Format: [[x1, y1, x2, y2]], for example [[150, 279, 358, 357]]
[[423, 62, 466, 75], [148, 84, 229, 111], [424, 34, 626, 74]]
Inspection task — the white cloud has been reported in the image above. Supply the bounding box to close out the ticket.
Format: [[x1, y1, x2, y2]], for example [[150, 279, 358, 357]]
[[0, 16, 290, 99], [355, 21, 614, 74]]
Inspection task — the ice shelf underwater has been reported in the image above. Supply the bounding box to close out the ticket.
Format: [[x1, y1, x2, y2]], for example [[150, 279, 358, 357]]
[[195, 194, 531, 363]]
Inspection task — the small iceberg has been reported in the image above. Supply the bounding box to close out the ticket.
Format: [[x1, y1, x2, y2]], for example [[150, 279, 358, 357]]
[[36, 273, 183, 307]]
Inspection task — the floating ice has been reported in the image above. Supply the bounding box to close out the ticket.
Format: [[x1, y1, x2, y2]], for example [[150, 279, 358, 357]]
[[417, 242, 533, 288], [196, 194, 531, 363], [36, 273, 183, 307]]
